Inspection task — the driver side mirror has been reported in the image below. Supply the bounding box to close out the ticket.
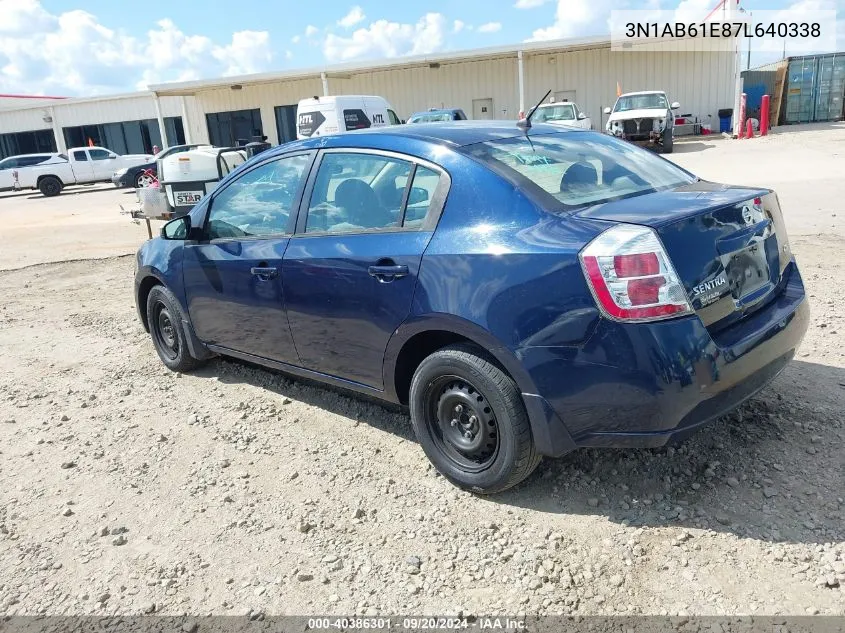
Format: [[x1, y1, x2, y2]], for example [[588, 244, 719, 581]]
[[671, 102, 680, 110], [161, 214, 191, 240], [577, 112, 587, 120], [603, 107, 612, 114], [108, 153, 118, 159]]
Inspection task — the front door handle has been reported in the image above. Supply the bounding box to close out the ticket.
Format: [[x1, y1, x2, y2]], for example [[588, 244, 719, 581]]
[[368, 264, 409, 282], [250, 266, 278, 280]]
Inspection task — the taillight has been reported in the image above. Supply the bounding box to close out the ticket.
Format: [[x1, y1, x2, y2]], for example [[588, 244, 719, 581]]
[[579, 224, 692, 322]]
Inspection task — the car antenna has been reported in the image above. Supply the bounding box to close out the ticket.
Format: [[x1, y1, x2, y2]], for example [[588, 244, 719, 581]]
[[517, 89, 552, 132]]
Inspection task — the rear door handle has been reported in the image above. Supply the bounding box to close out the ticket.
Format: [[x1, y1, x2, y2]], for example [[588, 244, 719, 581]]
[[250, 266, 278, 280], [368, 264, 409, 282]]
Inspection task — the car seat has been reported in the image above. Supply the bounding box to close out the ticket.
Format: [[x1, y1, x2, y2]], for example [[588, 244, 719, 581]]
[[559, 162, 599, 194], [335, 179, 394, 229]]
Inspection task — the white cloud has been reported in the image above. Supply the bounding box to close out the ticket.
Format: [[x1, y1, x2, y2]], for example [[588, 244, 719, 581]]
[[285, 50, 294, 60], [0, 1, 274, 95], [338, 6, 366, 28], [452, 20, 465, 33], [291, 34, 301, 44], [323, 13, 447, 62], [528, 0, 613, 41], [304, 25, 319, 37], [478, 22, 502, 33], [514, 0, 552, 8]]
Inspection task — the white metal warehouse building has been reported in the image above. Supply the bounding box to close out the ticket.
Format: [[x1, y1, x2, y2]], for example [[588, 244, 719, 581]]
[[0, 34, 737, 158]]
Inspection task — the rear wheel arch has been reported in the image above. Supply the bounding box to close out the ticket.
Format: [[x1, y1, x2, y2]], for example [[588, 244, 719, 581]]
[[37, 174, 64, 196], [386, 320, 536, 405], [36, 174, 64, 187]]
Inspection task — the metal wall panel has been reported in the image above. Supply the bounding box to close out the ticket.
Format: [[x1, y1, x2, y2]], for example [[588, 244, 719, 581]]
[[0, 107, 51, 133], [525, 39, 736, 132], [190, 78, 323, 144], [332, 56, 520, 120], [0, 95, 184, 135]]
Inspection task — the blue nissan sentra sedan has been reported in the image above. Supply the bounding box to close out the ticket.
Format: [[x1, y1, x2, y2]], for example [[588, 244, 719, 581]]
[[135, 121, 808, 494]]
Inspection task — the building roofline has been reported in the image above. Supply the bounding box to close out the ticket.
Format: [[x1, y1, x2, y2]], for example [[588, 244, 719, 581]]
[[0, 90, 170, 113], [149, 34, 614, 96], [0, 93, 67, 100]]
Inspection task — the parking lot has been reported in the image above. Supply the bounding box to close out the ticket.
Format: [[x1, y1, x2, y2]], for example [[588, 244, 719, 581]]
[[0, 124, 843, 617]]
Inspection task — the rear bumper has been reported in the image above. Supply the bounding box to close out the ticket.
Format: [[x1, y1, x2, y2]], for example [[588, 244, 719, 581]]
[[112, 173, 133, 187], [521, 260, 808, 456]]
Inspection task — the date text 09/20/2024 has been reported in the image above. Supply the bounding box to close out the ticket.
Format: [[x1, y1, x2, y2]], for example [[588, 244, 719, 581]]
[[307, 617, 526, 630]]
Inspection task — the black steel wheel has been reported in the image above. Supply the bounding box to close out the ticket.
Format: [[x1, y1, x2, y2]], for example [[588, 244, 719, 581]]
[[151, 300, 179, 361], [425, 376, 500, 472], [409, 344, 541, 494], [145, 285, 203, 372]]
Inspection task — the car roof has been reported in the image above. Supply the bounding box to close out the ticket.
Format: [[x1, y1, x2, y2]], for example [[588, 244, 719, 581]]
[[287, 120, 574, 150], [619, 91, 666, 96], [411, 108, 463, 115], [536, 102, 576, 107], [2, 152, 58, 159]]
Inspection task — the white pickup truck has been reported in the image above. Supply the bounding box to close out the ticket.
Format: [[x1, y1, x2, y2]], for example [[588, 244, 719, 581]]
[[0, 146, 153, 197]]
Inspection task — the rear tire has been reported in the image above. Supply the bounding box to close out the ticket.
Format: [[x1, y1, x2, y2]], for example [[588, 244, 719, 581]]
[[38, 176, 63, 197], [146, 285, 203, 372], [662, 129, 674, 153], [409, 344, 541, 494]]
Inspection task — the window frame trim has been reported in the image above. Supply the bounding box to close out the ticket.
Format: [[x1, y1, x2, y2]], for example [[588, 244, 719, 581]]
[[198, 149, 317, 244], [292, 147, 451, 238]]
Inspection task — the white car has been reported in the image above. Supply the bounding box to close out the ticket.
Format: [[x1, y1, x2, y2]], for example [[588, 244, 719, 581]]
[[530, 101, 592, 130], [0, 146, 153, 197], [604, 91, 680, 153]]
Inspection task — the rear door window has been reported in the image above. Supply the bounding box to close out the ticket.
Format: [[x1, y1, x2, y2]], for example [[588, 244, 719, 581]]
[[403, 166, 440, 229], [305, 153, 412, 233], [72, 150, 88, 161]]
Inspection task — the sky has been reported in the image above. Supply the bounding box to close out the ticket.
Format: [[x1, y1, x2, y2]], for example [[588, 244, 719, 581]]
[[0, 0, 842, 97]]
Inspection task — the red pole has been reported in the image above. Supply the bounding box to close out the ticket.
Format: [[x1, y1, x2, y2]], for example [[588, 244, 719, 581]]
[[746, 118, 754, 139], [760, 94, 770, 136]]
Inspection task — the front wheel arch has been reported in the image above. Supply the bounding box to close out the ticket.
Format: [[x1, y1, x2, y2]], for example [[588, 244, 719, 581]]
[[136, 275, 164, 332]]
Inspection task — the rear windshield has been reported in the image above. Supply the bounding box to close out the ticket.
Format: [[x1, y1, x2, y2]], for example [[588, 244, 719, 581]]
[[466, 132, 694, 209], [533, 104, 575, 122], [614, 93, 668, 112], [410, 112, 454, 123]]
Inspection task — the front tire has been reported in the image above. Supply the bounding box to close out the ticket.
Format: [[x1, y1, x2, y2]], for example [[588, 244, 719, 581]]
[[146, 285, 203, 372], [38, 176, 63, 197], [409, 344, 541, 494], [662, 129, 674, 153]]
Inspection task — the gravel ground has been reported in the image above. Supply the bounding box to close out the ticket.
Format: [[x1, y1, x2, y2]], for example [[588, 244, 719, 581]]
[[1, 124, 844, 618], [0, 233, 842, 618]]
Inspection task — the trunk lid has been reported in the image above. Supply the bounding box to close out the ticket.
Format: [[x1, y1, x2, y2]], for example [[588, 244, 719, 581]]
[[575, 181, 791, 330]]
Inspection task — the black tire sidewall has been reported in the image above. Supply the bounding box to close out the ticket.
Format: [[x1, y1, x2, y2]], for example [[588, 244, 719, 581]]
[[145, 286, 194, 371], [410, 351, 526, 493], [40, 177, 61, 197]]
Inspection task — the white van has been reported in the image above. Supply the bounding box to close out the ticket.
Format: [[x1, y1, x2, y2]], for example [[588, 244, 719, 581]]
[[296, 95, 402, 139]]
